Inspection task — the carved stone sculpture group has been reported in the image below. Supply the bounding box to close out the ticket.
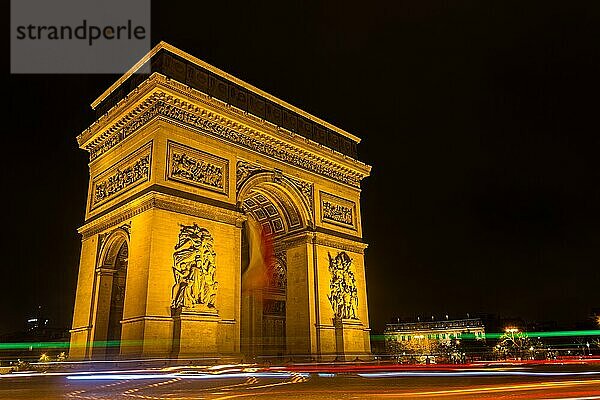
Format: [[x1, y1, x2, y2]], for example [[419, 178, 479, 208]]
[[323, 200, 353, 226], [327, 251, 359, 320], [171, 224, 218, 310], [94, 155, 150, 205], [171, 152, 223, 190]]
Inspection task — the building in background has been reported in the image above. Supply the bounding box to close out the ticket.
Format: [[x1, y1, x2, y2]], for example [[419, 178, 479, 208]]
[[384, 318, 486, 363]]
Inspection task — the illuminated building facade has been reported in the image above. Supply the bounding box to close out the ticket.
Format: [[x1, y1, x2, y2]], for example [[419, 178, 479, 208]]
[[384, 318, 486, 356], [69, 42, 372, 361]]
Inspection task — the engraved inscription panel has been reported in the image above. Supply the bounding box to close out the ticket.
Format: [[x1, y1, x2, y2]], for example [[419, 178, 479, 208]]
[[166, 141, 229, 195]]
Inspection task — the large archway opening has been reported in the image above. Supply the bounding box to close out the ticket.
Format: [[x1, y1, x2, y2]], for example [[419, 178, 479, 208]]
[[238, 175, 310, 360]]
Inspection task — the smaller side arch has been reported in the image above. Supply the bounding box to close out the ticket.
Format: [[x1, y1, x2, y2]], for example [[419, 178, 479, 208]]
[[91, 227, 130, 359], [98, 228, 130, 270]]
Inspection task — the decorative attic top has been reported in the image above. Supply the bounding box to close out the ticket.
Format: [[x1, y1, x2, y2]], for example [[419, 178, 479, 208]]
[[91, 42, 362, 159]]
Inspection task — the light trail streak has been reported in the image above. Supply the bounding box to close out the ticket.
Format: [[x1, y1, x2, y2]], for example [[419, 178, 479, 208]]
[[4, 328, 595, 353], [317, 373, 335, 377], [0, 368, 157, 379], [68, 376, 262, 400], [358, 370, 600, 378], [66, 371, 309, 400], [369, 329, 600, 341], [122, 377, 182, 399], [282, 358, 600, 374], [66, 371, 309, 381], [66, 378, 135, 399], [370, 379, 600, 398]]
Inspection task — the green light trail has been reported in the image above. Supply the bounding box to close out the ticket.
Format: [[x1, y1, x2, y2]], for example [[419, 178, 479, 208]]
[[371, 329, 600, 341], [0, 340, 144, 351], [464, 330, 600, 339], [0, 330, 598, 351]]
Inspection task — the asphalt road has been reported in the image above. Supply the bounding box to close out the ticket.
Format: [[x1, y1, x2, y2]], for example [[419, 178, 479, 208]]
[[1, 365, 599, 399]]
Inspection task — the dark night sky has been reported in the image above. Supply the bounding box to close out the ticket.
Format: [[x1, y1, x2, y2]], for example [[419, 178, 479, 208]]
[[3, 1, 599, 335]]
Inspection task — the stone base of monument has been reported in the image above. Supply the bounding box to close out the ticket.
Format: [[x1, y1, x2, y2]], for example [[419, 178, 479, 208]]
[[333, 317, 371, 361], [171, 306, 220, 358]]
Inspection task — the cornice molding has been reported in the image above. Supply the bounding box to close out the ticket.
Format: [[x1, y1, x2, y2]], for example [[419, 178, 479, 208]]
[[272, 230, 368, 254], [153, 194, 246, 227], [69, 326, 91, 334], [79, 192, 245, 239], [274, 231, 314, 252], [78, 75, 370, 188], [95, 267, 118, 276], [79, 195, 155, 239], [314, 231, 369, 254]]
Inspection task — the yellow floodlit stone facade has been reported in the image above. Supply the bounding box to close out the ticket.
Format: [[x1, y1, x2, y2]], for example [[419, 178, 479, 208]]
[[69, 42, 372, 361]]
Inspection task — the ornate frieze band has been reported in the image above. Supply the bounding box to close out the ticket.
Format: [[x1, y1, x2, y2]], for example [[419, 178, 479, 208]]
[[90, 142, 152, 210], [319, 191, 357, 230], [84, 89, 363, 188], [167, 141, 229, 195]]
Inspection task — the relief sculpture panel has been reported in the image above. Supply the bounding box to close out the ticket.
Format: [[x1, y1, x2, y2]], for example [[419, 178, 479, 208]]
[[320, 191, 356, 229], [328, 251, 359, 320], [167, 141, 229, 195], [171, 223, 218, 310], [91, 143, 152, 209]]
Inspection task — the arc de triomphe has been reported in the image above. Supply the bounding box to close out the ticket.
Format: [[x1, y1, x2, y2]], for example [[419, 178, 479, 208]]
[[69, 42, 372, 361]]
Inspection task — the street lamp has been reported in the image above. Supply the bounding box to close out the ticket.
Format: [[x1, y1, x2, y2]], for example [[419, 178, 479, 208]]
[[587, 342, 591, 356]]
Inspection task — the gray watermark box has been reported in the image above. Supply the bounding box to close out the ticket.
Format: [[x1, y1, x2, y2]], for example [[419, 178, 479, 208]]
[[11, 0, 151, 74]]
